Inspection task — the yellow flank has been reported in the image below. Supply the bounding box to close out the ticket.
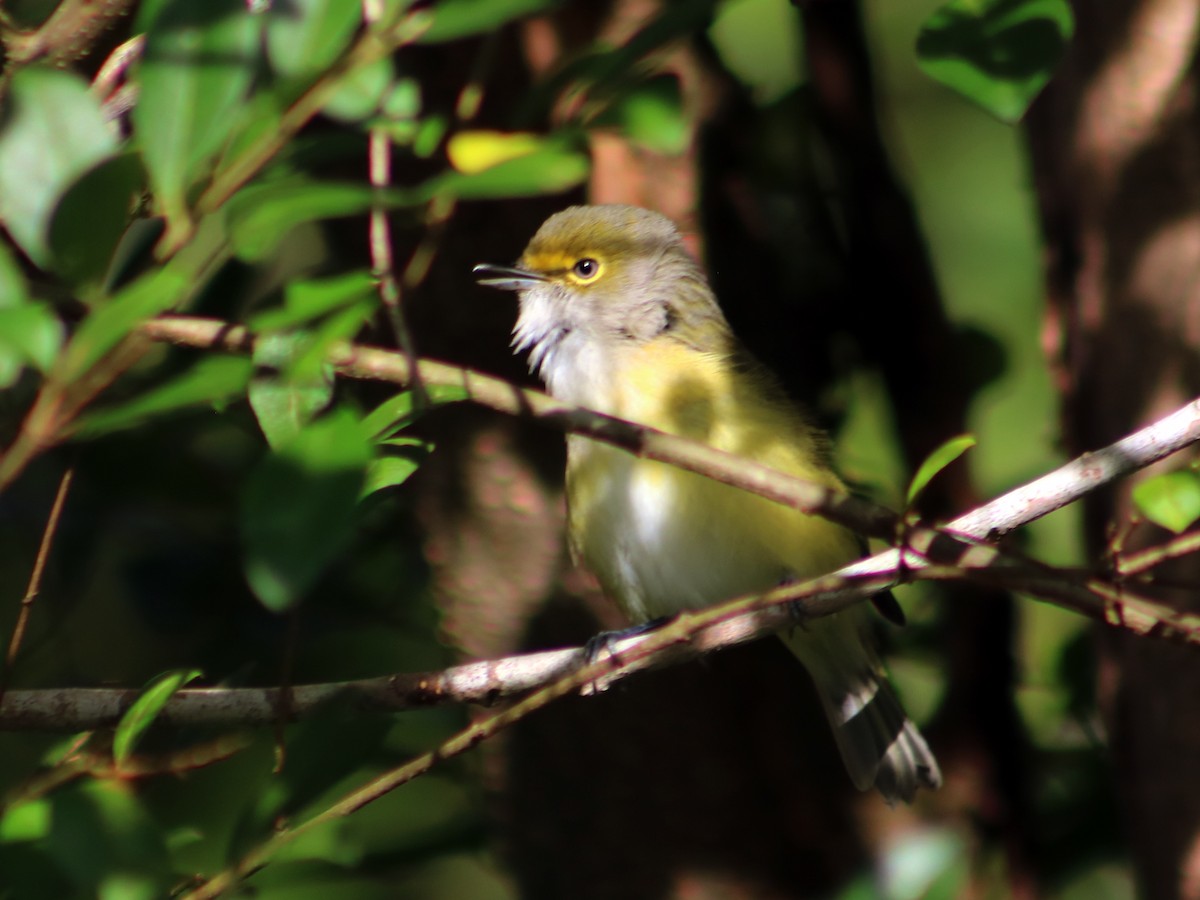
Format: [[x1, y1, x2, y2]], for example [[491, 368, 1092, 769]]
[[567, 335, 860, 622]]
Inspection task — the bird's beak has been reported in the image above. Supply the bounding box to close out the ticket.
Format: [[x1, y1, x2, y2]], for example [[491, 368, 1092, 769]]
[[472, 263, 547, 291]]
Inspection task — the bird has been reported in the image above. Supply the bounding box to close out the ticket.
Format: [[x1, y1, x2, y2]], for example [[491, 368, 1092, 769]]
[[474, 203, 940, 803]]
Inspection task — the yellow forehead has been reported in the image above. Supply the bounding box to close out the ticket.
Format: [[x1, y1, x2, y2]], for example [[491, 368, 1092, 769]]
[[521, 249, 597, 273]]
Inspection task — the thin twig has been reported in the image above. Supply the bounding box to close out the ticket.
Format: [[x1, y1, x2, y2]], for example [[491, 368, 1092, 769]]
[[1116, 528, 1200, 577], [0, 466, 75, 707]]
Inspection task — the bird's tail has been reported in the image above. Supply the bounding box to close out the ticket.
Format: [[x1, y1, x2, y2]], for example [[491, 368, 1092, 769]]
[[780, 611, 941, 805]]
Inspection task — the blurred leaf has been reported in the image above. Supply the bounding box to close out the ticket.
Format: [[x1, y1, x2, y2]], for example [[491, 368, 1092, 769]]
[[0, 242, 30, 308], [242, 408, 371, 612], [412, 114, 448, 158], [419, 0, 560, 43], [595, 76, 688, 154], [324, 57, 395, 123], [225, 180, 380, 262], [134, 0, 260, 230], [113, 669, 203, 768], [877, 827, 968, 900], [0, 260, 64, 386], [213, 89, 287, 178], [360, 385, 469, 440], [47, 154, 146, 289], [240, 861, 396, 899], [916, 0, 1073, 123], [708, 0, 804, 104], [265, 0, 362, 89], [104, 217, 168, 291], [73, 355, 254, 437], [0, 798, 52, 841], [381, 78, 421, 121], [362, 438, 433, 498], [0, 66, 118, 267], [251, 270, 377, 333], [44, 781, 170, 893], [906, 434, 976, 505], [447, 131, 549, 175], [1132, 469, 1200, 533], [249, 334, 336, 448], [59, 266, 190, 380], [439, 145, 590, 198]]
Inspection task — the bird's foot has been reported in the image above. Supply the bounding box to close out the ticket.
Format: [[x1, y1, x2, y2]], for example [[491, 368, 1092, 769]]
[[583, 616, 671, 662]]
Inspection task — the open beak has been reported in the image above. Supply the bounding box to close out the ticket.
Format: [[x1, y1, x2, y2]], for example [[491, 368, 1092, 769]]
[[472, 263, 547, 291]]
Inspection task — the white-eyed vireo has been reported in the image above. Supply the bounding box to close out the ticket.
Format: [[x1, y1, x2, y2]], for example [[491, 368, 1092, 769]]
[[474, 204, 940, 803]]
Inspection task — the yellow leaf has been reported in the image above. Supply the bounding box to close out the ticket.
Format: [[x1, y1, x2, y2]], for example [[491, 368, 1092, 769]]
[[447, 130, 546, 174]]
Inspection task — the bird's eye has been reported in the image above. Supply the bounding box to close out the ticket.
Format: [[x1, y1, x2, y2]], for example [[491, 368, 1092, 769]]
[[573, 258, 600, 280]]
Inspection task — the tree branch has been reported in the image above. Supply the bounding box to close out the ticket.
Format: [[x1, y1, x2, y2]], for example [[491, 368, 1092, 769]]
[[5, 322, 1200, 734]]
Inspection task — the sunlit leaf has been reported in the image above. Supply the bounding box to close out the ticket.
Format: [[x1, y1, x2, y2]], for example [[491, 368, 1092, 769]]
[[360, 385, 470, 440], [265, 0, 362, 89], [73, 355, 254, 437], [225, 180, 381, 262], [1132, 469, 1200, 534], [59, 266, 190, 380], [361, 439, 433, 498], [447, 131, 549, 175], [595, 76, 688, 154], [916, 0, 1073, 123], [248, 334, 336, 448], [324, 56, 395, 123], [418, 0, 560, 43], [250, 271, 377, 333], [242, 408, 371, 612], [113, 669, 203, 768], [0, 67, 117, 267], [906, 434, 976, 505], [0, 251, 64, 386], [134, 0, 260, 230], [439, 145, 590, 199], [708, 0, 804, 104], [0, 799, 52, 842]]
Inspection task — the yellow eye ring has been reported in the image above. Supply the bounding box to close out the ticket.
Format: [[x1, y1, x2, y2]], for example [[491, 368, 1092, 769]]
[[572, 258, 600, 280]]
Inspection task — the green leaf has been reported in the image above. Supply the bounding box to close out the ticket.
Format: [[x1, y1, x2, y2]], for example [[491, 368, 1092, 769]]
[[596, 76, 688, 154], [241, 408, 372, 612], [250, 270, 377, 333], [113, 668, 203, 768], [224, 179, 381, 262], [360, 385, 470, 440], [47, 154, 146, 289], [0, 66, 118, 267], [708, 0, 804, 104], [439, 145, 590, 199], [323, 56, 396, 123], [906, 434, 976, 505], [59, 266, 191, 380], [1132, 470, 1200, 534], [73, 355, 253, 437], [0, 304, 66, 387], [248, 334, 336, 448], [265, 0, 363, 89], [0, 248, 64, 384], [0, 798, 52, 842], [419, 0, 560, 43], [134, 0, 261, 230], [361, 439, 432, 498], [916, 0, 1073, 123], [0, 242, 30, 308]]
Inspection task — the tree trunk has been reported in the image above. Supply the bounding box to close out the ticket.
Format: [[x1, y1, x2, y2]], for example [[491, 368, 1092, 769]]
[[1026, 2, 1200, 897]]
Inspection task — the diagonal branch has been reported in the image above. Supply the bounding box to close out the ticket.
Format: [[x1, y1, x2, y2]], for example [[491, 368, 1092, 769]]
[[5, 316, 1200, 735]]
